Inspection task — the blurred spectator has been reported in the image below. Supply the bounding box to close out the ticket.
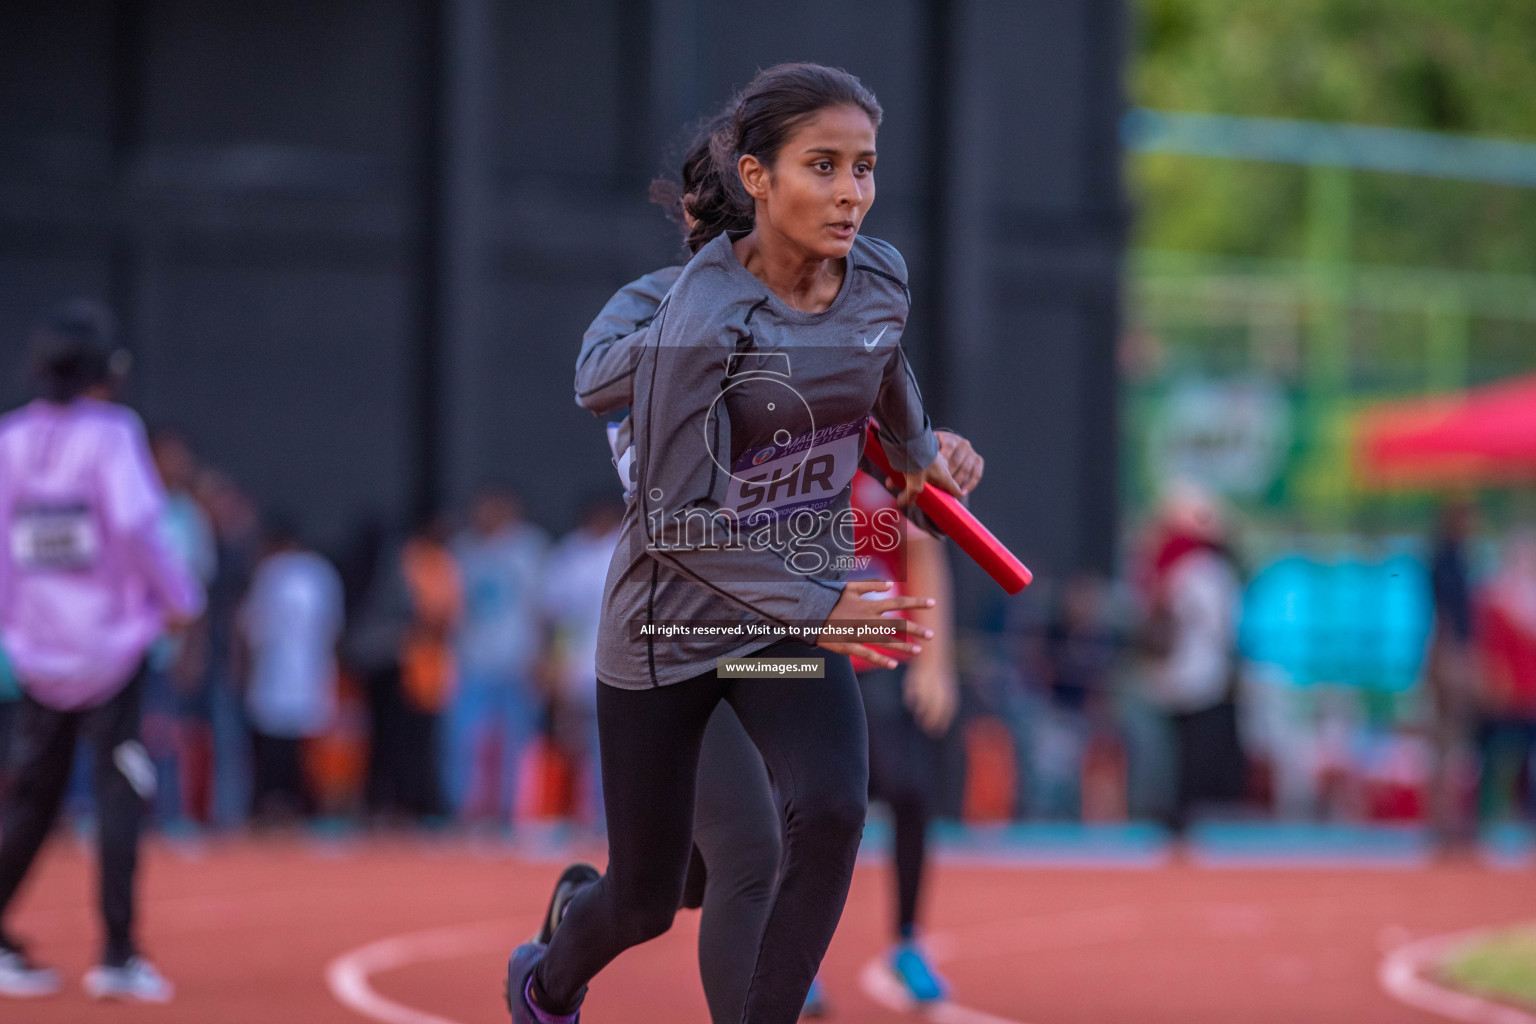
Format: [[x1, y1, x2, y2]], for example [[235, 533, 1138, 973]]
[[538, 493, 623, 826], [398, 516, 461, 821], [1031, 574, 1119, 818], [1136, 482, 1247, 833], [143, 428, 217, 831], [986, 599, 1039, 820], [237, 520, 344, 825], [348, 516, 461, 823], [1426, 500, 1479, 842], [447, 486, 548, 825], [326, 518, 388, 821], [149, 430, 218, 583], [347, 528, 411, 822], [194, 470, 261, 829], [1474, 530, 1536, 823], [0, 299, 203, 999]]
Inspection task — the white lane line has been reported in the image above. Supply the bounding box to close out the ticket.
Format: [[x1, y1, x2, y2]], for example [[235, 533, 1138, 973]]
[[854, 964, 1032, 1024], [929, 905, 1144, 961], [326, 919, 515, 1024], [1378, 924, 1536, 1024], [856, 906, 1145, 1024], [859, 957, 1030, 1024], [327, 901, 1536, 1024]]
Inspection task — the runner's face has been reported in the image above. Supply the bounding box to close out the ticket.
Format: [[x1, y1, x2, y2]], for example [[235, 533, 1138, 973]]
[[749, 104, 877, 260]]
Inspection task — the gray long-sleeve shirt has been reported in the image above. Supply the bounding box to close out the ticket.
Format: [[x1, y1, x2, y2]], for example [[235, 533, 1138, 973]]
[[575, 265, 683, 418], [593, 232, 938, 689]]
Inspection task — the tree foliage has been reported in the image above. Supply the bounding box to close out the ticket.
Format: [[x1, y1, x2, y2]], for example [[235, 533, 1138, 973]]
[[1131, 0, 1536, 274]]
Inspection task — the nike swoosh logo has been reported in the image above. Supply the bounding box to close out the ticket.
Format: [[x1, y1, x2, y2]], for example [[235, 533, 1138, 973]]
[[861, 326, 888, 351]]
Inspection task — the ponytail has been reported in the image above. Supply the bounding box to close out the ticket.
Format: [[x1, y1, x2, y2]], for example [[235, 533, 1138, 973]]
[[649, 109, 752, 253]]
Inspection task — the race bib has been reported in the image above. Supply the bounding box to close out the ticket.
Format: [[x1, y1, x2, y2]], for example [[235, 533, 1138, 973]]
[[729, 418, 865, 525], [9, 503, 101, 572]]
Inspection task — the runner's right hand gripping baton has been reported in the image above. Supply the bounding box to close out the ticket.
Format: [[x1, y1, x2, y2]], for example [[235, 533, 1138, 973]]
[[864, 424, 1034, 594]]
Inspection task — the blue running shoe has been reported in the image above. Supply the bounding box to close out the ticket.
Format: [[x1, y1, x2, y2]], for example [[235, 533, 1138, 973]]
[[800, 973, 829, 1018], [890, 942, 948, 1003]]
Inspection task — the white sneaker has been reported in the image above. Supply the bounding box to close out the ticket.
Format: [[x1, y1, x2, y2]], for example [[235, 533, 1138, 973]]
[[83, 956, 174, 1003], [0, 947, 61, 998]]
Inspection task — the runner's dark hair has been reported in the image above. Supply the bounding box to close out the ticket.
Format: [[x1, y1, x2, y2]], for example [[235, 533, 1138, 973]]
[[672, 63, 881, 253], [649, 109, 747, 253]]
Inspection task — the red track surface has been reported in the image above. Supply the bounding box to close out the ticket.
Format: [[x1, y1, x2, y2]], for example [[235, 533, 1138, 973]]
[[4, 835, 1533, 1023]]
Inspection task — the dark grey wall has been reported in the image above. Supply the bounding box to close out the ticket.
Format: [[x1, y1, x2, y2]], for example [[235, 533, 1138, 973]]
[[943, 0, 1128, 601], [0, 0, 1125, 609], [2, 0, 426, 542]]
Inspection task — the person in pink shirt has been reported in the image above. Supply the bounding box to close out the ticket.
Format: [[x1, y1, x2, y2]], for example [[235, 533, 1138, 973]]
[[0, 301, 204, 1003]]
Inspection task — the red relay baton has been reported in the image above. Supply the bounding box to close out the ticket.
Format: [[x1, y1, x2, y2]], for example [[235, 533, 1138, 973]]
[[863, 423, 1034, 594]]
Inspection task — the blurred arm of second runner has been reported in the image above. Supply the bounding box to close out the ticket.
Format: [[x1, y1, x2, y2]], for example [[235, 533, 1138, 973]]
[[897, 429, 982, 734], [573, 270, 677, 416], [902, 521, 957, 735]]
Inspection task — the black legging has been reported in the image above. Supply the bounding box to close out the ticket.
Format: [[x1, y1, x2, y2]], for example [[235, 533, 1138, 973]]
[[534, 641, 867, 1024], [861, 666, 937, 938], [687, 704, 783, 1024], [0, 666, 148, 965]]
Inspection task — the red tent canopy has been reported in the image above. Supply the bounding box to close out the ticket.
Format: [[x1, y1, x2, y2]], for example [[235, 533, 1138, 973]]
[[1356, 373, 1536, 487]]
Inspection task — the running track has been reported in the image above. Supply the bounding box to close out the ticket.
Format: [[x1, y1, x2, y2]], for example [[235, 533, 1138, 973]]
[[5, 835, 1534, 1023]]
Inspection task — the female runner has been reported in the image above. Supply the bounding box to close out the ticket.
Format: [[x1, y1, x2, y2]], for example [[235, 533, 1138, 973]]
[[507, 62, 958, 1024], [569, 109, 984, 1023]]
